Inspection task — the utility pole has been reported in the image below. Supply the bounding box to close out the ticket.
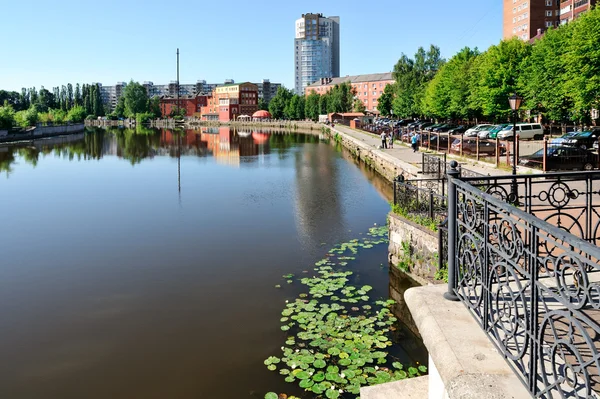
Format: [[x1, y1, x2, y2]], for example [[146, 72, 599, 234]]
[[176, 48, 180, 118]]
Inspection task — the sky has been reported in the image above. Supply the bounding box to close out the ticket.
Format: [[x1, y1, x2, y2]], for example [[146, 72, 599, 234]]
[[1, 0, 502, 92]]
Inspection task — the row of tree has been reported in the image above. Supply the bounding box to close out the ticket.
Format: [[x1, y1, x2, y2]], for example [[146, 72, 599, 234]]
[[378, 7, 600, 124], [267, 83, 362, 121]]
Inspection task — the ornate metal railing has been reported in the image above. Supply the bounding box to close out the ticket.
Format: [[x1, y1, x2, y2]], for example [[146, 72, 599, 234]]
[[393, 178, 448, 224], [445, 162, 600, 398], [422, 153, 447, 177]]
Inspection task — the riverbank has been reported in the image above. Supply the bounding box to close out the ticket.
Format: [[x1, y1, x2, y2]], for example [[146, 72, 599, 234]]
[[0, 123, 85, 144], [85, 118, 322, 131]]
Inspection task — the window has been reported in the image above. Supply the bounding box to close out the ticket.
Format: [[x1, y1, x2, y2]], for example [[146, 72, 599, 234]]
[[546, 0, 552, 5], [513, 17, 517, 22], [513, 7, 516, 13], [546, 21, 554, 26], [546, 10, 553, 16], [364, 92, 367, 96]]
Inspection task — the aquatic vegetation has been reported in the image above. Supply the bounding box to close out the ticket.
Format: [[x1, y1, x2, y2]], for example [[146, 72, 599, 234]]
[[265, 226, 426, 398]]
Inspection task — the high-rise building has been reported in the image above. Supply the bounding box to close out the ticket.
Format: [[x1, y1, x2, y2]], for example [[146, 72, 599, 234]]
[[294, 13, 340, 95], [559, 0, 597, 24], [503, 0, 559, 41]]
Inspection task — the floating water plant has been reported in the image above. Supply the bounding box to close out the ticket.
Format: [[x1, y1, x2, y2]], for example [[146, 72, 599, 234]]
[[265, 226, 426, 398]]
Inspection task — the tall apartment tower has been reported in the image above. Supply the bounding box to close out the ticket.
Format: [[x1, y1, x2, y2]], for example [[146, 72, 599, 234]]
[[503, 0, 559, 41], [559, 0, 597, 24], [294, 13, 340, 95]]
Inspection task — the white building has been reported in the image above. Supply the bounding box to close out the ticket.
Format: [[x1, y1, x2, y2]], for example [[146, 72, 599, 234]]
[[294, 13, 340, 95]]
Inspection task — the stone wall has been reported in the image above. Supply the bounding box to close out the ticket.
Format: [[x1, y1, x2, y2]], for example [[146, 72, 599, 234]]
[[324, 127, 420, 182], [388, 212, 440, 283]]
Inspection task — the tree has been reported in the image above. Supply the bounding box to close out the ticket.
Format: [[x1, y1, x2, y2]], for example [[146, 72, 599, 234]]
[[468, 38, 531, 120], [392, 45, 445, 118], [353, 98, 366, 113], [566, 8, 600, 122], [295, 95, 305, 120], [269, 86, 293, 119], [521, 25, 573, 124], [327, 82, 355, 113], [93, 83, 104, 116], [74, 84, 82, 107], [0, 101, 15, 129], [257, 98, 269, 111], [122, 81, 147, 118], [305, 92, 320, 121], [66, 105, 86, 122], [114, 95, 125, 118], [67, 83, 74, 109], [14, 106, 39, 128], [377, 83, 394, 116], [318, 93, 329, 115], [148, 96, 161, 118]]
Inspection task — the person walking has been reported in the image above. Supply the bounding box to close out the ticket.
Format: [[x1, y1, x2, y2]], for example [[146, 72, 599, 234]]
[[411, 133, 418, 153], [381, 131, 387, 149], [388, 132, 394, 149]]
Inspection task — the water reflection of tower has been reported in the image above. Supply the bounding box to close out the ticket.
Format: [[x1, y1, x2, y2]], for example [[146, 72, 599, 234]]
[[293, 142, 343, 252]]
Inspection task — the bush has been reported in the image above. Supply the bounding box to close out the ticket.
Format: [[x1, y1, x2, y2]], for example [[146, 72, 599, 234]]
[[136, 112, 154, 124], [66, 106, 86, 123], [0, 103, 16, 129], [14, 107, 39, 128]]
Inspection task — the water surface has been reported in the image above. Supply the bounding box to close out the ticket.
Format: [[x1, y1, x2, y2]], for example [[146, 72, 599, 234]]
[[0, 127, 424, 399]]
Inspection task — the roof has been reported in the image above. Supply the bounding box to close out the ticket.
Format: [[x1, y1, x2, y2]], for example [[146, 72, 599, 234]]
[[218, 82, 256, 88], [307, 72, 393, 88]]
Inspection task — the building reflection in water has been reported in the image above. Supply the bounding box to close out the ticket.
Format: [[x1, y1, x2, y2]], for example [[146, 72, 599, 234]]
[[292, 141, 344, 254]]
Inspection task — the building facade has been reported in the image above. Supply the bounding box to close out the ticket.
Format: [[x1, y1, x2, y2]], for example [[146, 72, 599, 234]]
[[100, 79, 279, 112], [294, 13, 340, 95], [503, 0, 560, 41], [201, 82, 258, 122], [159, 96, 209, 117], [559, 0, 597, 24], [304, 73, 394, 114]]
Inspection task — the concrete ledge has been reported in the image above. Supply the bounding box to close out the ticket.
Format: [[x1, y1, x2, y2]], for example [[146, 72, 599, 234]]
[[361, 375, 429, 399], [405, 284, 530, 399]]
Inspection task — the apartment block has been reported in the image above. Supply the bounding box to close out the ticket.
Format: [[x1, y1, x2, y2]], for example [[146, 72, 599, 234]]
[[305, 73, 394, 114], [559, 0, 597, 24], [294, 13, 340, 95], [503, 0, 560, 41], [200, 83, 259, 122]]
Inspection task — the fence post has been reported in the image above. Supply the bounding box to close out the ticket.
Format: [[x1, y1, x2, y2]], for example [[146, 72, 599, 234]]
[[393, 177, 397, 205], [428, 131, 431, 150], [495, 137, 500, 167], [476, 135, 480, 161], [444, 160, 460, 301], [422, 153, 425, 173], [460, 134, 464, 157], [429, 190, 434, 219], [516, 134, 520, 166], [543, 137, 548, 172]]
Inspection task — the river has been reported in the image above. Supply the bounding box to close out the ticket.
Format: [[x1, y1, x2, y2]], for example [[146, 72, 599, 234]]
[[0, 127, 426, 399]]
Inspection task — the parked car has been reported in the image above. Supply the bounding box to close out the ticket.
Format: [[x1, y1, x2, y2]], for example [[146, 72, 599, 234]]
[[497, 123, 544, 140], [433, 124, 457, 133], [487, 124, 510, 139], [451, 138, 506, 155], [562, 130, 600, 150], [417, 122, 435, 130], [423, 123, 443, 132], [422, 134, 451, 149], [448, 125, 467, 134], [477, 125, 501, 139], [549, 131, 580, 145], [519, 145, 598, 171], [464, 124, 493, 137]]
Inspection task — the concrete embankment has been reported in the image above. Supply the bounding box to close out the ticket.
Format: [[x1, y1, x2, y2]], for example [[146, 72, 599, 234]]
[[0, 123, 85, 143], [325, 126, 420, 182]]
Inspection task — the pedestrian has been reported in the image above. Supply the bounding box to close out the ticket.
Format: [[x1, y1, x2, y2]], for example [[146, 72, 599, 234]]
[[380, 131, 387, 149], [388, 132, 394, 149], [411, 133, 418, 153]]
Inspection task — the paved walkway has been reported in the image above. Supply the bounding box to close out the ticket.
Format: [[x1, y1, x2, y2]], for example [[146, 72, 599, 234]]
[[334, 125, 513, 177]]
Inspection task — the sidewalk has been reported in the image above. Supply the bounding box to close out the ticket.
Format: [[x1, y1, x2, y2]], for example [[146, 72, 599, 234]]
[[333, 125, 513, 177]]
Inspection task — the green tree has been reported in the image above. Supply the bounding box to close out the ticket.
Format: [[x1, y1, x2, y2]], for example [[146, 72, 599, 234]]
[[114, 95, 125, 118], [296, 95, 305, 120], [93, 83, 104, 116], [148, 96, 161, 118], [257, 98, 269, 111], [377, 84, 395, 116], [318, 93, 329, 115], [521, 25, 573, 123], [566, 8, 600, 122], [74, 83, 82, 107], [269, 86, 293, 119], [353, 98, 366, 113], [305, 92, 320, 121], [66, 105, 87, 123], [14, 106, 39, 128], [67, 83, 74, 109], [0, 101, 16, 129], [122, 81, 147, 118], [468, 38, 531, 120]]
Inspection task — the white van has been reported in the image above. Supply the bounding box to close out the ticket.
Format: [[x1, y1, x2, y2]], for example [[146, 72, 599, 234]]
[[497, 123, 544, 140]]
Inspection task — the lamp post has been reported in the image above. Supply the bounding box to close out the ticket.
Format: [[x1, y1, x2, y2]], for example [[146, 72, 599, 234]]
[[508, 92, 523, 204]]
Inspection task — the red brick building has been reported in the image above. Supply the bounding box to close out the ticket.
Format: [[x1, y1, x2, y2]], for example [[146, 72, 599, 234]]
[[503, 0, 559, 41], [559, 0, 596, 24], [200, 82, 259, 122], [160, 95, 208, 117], [305, 73, 394, 114]]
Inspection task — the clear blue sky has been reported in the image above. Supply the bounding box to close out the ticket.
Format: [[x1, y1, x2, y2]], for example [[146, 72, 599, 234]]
[[1, 0, 502, 92]]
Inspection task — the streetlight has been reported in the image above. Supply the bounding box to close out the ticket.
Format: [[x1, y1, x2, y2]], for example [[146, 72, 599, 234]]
[[508, 92, 523, 205]]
